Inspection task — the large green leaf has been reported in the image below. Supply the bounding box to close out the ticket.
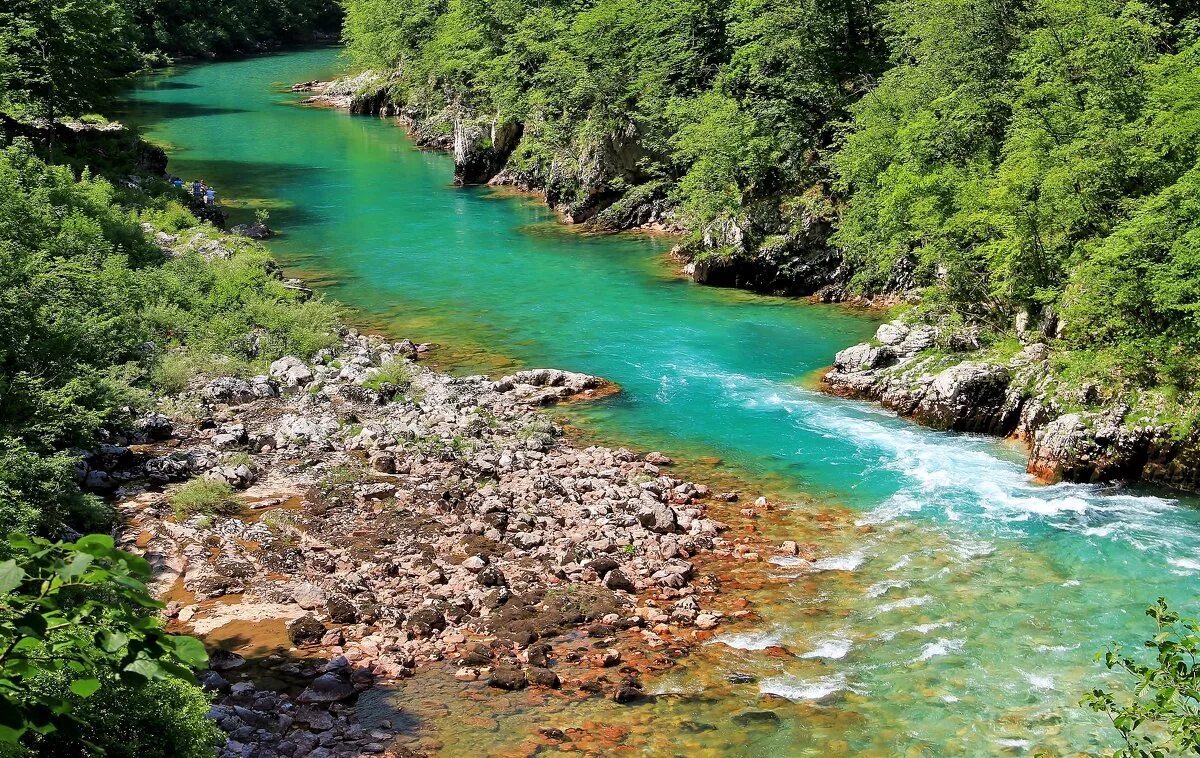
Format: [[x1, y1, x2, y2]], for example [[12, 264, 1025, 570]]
[[0, 560, 26, 595]]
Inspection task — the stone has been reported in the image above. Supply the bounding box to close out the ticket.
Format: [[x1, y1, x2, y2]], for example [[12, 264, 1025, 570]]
[[326, 594, 358, 624], [525, 667, 560, 688], [286, 615, 326, 645], [603, 569, 635, 593], [486, 666, 527, 691], [636, 503, 678, 534], [297, 673, 355, 704]]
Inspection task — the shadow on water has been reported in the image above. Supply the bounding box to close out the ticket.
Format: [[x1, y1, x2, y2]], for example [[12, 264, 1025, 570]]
[[202, 629, 430, 745], [112, 99, 252, 123], [138, 80, 203, 91]]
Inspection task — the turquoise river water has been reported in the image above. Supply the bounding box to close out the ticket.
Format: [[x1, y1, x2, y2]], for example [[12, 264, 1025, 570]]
[[123, 48, 1200, 756]]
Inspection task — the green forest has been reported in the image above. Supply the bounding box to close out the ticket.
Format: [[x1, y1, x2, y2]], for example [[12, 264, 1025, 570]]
[[0, 0, 341, 753], [3, 0, 1200, 754], [342, 0, 1200, 407]]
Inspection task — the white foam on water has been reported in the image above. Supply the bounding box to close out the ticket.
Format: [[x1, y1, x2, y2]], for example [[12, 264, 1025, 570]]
[[866, 579, 910, 598], [712, 629, 783, 651], [760, 673, 846, 702], [812, 553, 865, 572], [1169, 557, 1200, 572], [777, 385, 1196, 559], [917, 638, 965, 661], [887, 555, 912, 571], [1034, 643, 1076, 653], [1018, 669, 1055, 690], [996, 739, 1032, 749], [800, 638, 853, 660], [871, 595, 933, 617], [768, 555, 807, 567]]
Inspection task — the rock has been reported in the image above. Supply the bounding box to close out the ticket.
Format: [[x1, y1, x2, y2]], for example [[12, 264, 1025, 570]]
[[368, 453, 395, 473], [135, 412, 174, 441], [486, 666, 527, 691], [454, 667, 480, 682], [603, 569, 635, 593], [636, 503, 678, 534], [326, 594, 358, 624], [833, 343, 890, 373], [203, 376, 278, 404], [644, 451, 672, 465], [612, 683, 643, 704], [297, 673, 355, 704], [406, 605, 447, 637], [874, 321, 909, 346], [912, 362, 1014, 434], [525, 667, 560, 688], [269, 356, 314, 387], [477, 565, 506, 587], [230, 222, 272, 239], [286, 615, 326, 645], [461, 555, 487, 572]]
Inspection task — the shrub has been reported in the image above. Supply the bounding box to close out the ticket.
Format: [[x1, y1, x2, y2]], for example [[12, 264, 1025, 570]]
[[170, 478, 238, 519], [1084, 597, 1200, 757], [361, 358, 415, 392], [0, 534, 210, 746]]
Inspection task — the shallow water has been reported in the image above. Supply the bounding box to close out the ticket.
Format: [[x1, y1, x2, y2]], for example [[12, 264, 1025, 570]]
[[124, 48, 1200, 755]]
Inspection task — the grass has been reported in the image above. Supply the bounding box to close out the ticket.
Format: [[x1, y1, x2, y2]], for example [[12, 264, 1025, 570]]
[[362, 359, 415, 392], [170, 478, 239, 519]]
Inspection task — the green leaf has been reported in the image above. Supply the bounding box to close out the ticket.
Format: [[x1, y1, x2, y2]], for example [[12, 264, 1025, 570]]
[[97, 630, 128, 654], [73, 534, 114, 554], [67, 678, 101, 698], [166, 635, 208, 668], [0, 560, 26, 595], [122, 657, 167, 681]]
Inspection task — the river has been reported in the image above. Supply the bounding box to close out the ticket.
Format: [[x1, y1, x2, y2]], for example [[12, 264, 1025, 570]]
[[122, 47, 1200, 755]]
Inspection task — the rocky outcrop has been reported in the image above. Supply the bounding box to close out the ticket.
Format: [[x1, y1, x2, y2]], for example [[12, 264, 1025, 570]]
[[453, 117, 522, 185], [825, 319, 1200, 491]]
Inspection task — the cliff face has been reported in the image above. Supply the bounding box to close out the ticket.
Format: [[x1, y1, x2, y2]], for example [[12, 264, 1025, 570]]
[[824, 320, 1200, 492]]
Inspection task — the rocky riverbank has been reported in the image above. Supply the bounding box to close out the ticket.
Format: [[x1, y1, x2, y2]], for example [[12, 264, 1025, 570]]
[[824, 318, 1200, 492], [86, 232, 792, 754]]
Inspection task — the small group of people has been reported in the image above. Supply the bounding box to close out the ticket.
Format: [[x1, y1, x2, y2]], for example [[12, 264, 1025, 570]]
[[171, 176, 217, 206]]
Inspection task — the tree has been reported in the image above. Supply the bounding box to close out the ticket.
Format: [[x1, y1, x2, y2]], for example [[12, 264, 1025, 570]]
[[1084, 597, 1200, 758], [0, 0, 138, 126]]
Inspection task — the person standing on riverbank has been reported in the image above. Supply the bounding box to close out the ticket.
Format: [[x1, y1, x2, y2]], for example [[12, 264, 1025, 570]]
[[206, 187, 216, 205]]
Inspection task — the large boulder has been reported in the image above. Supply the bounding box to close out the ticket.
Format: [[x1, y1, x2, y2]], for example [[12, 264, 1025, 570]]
[[912, 362, 1015, 434]]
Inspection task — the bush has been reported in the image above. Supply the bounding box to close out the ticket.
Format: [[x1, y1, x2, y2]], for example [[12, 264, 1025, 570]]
[[170, 478, 239, 518], [0, 534, 211, 747], [361, 358, 415, 392], [1084, 597, 1200, 757]]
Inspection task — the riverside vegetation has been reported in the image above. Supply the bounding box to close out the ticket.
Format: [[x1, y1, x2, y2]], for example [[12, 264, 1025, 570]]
[[328, 0, 1200, 496], [3, 0, 1200, 754]]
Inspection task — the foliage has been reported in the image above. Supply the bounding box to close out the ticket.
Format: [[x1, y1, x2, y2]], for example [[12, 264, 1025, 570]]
[[834, 0, 1200, 390], [0, 139, 339, 538], [340, 0, 885, 233], [1083, 597, 1200, 758], [0, 533, 209, 747], [361, 357, 415, 391], [23, 676, 223, 758], [0, 0, 139, 124], [169, 478, 239, 519], [127, 0, 341, 60]]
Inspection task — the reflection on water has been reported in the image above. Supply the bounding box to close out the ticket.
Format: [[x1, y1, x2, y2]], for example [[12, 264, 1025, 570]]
[[125, 48, 1200, 755]]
